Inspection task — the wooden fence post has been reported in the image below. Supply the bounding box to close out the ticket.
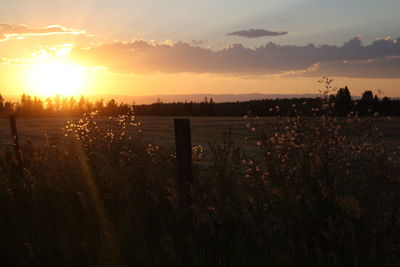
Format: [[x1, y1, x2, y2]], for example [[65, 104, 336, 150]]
[[174, 119, 193, 223], [9, 114, 24, 175]]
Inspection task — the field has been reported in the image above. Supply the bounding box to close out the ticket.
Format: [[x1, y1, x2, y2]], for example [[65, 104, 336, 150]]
[[1, 114, 400, 266], [2, 116, 400, 148]]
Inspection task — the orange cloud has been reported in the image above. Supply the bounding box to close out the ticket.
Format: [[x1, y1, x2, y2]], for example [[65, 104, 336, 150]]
[[0, 24, 84, 42], [71, 36, 400, 79]]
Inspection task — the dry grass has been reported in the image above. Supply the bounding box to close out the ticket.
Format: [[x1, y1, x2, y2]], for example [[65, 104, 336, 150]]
[[1, 116, 400, 148], [0, 102, 400, 266]]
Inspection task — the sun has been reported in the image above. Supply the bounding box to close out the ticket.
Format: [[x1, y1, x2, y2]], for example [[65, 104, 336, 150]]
[[27, 61, 89, 96]]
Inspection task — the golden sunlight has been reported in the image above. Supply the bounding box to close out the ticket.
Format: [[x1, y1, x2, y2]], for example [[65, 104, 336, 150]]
[[26, 61, 89, 96]]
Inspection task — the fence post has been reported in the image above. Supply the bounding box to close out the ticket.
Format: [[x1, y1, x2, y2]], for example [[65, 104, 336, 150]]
[[9, 114, 24, 174], [174, 119, 193, 223]]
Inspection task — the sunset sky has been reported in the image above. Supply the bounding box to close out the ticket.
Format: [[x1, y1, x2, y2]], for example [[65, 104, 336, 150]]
[[0, 0, 399, 99]]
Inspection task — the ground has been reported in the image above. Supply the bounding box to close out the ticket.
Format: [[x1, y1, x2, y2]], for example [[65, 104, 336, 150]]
[[1, 116, 400, 149]]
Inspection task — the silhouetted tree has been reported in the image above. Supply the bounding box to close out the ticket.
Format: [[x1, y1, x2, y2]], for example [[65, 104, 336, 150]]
[[1, 87, 400, 117], [209, 97, 215, 116], [334, 86, 353, 116], [185, 101, 193, 115], [32, 97, 45, 116], [4, 101, 13, 114], [54, 94, 61, 113], [95, 99, 104, 113], [381, 97, 393, 116], [0, 94, 4, 112], [46, 98, 55, 115], [77, 96, 86, 114], [358, 90, 375, 115], [105, 99, 118, 115]]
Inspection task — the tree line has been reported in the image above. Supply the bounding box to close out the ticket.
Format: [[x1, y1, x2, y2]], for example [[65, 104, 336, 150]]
[[1, 87, 400, 117]]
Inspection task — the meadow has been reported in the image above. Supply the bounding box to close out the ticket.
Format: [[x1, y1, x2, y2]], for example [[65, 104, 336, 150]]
[[1, 116, 400, 148], [1, 109, 400, 266], [0, 116, 250, 147]]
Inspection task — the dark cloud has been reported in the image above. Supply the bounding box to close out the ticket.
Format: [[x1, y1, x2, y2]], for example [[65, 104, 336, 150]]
[[227, 29, 288, 38], [0, 24, 84, 41], [191, 39, 205, 45], [71, 36, 400, 78]]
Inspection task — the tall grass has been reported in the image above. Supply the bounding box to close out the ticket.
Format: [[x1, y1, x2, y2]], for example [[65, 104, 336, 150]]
[[0, 81, 399, 266]]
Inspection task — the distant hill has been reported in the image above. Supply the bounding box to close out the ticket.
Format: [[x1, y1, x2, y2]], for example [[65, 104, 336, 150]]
[[84, 93, 320, 104]]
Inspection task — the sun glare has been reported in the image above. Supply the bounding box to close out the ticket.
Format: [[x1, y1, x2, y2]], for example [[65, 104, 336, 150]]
[[27, 61, 89, 96]]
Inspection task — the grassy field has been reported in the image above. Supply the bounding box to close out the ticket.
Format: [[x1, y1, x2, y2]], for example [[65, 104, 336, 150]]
[[1, 114, 400, 266], [1, 116, 400, 148]]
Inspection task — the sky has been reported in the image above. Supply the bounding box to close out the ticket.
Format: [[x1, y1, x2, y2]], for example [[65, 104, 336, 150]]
[[0, 0, 399, 99]]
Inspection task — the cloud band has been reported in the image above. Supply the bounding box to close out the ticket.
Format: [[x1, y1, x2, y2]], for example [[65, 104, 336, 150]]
[[71, 36, 400, 78]]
